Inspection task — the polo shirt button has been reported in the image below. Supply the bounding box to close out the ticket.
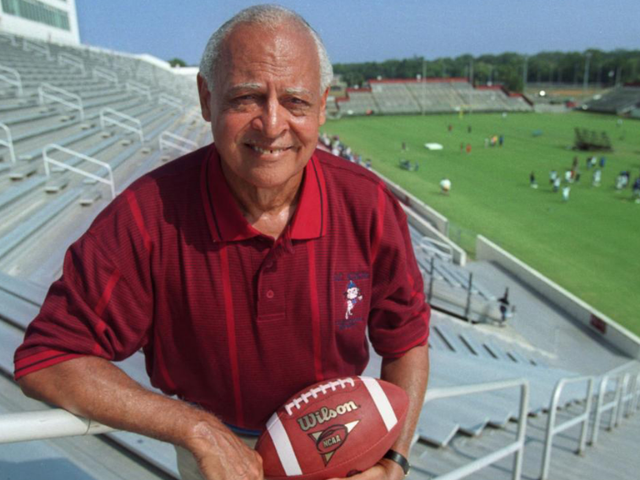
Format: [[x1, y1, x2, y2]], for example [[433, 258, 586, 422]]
[[266, 290, 275, 299], [266, 261, 274, 268]]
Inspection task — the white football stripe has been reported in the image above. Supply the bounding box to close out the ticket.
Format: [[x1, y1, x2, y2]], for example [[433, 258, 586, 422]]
[[360, 376, 398, 432], [266, 413, 303, 476]]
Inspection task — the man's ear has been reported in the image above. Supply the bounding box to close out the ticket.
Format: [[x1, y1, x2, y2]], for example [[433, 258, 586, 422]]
[[197, 74, 212, 122], [318, 87, 329, 126]]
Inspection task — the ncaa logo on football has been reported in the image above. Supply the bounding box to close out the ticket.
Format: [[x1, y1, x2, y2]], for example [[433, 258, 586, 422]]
[[308, 421, 360, 465]]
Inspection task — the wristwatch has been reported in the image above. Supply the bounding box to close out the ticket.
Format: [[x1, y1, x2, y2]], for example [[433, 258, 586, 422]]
[[383, 449, 411, 476]]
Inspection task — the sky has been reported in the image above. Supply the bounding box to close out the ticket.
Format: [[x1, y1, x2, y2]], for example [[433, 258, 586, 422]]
[[77, 0, 640, 66]]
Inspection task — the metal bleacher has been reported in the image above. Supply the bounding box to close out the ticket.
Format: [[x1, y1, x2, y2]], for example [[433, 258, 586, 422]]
[[583, 86, 640, 114], [338, 79, 534, 116], [0, 32, 639, 480]]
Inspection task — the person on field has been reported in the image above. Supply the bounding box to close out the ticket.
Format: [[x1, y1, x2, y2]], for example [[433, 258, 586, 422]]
[[15, 6, 429, 480]]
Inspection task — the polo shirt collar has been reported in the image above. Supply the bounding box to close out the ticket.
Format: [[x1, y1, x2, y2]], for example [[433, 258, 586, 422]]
[[201, 144, 328, 243]]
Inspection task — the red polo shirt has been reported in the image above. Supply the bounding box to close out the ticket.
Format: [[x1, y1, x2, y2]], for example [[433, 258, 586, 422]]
[[14, 144, 430, 430]]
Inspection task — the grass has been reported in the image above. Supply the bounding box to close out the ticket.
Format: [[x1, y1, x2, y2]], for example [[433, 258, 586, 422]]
[[321, 112, 640, 335]]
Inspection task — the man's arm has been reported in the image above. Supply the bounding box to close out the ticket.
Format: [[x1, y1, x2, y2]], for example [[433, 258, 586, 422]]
[[18, 356, 263, 480], [330, 344, 429, 480], [379, 344, 430, 477]]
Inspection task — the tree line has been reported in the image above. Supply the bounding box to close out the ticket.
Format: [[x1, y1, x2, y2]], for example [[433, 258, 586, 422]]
[[333, 50, 640, 93]]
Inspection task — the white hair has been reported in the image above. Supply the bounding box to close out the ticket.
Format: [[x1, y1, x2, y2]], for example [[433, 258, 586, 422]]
[[199, 4, 333, 94]]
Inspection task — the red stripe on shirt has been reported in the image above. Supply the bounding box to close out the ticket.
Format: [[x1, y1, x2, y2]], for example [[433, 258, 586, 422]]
[[220, 244, 244, 426], [371, 185, 386, 260], [91, 269, 121, 356], [15, 353, 83, 380], [14, 349, 66, 371], [94, 269, 121, 317], [125, 190, 152, 252], [307, 241, 323, 383]]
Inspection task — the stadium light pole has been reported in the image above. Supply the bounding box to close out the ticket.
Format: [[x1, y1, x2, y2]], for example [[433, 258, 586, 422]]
[[523, 55, 528, 91], [583, 52, 592, 93]]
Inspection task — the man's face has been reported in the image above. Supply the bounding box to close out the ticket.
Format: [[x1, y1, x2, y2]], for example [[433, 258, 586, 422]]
[[198, 22, 328, 190]]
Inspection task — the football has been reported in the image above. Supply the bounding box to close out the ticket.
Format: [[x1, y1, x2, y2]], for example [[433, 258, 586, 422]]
[[255, 376, 409, 480]]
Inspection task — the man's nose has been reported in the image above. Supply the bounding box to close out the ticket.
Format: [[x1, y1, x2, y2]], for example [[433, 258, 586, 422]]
[[252, 97, 287, 138]]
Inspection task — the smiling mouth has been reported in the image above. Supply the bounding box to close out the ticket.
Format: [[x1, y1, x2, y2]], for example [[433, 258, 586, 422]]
[[245, 143, 294, 155]]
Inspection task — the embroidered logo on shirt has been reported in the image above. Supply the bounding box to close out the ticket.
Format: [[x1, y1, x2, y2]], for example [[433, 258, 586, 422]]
[[343, 280, 363, 320]]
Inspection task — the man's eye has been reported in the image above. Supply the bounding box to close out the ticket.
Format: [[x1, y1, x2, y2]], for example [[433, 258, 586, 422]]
[[288, 97, 309, 107]]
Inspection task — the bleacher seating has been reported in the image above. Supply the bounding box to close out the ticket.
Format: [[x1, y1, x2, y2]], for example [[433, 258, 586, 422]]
[[582, 86, 640, 114], [336, 78, 533, 116], [0, 33, 209, 287], [337, 88, 378, 115]]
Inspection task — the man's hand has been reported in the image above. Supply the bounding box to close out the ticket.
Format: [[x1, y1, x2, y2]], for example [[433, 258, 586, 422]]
[[327, 458, 405, 480], [187, 421, 264, 480]]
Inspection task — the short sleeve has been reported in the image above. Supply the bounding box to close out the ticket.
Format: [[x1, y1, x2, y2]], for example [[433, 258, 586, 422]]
[[367, 186, 430, 358], [14, 196, 154, 380]]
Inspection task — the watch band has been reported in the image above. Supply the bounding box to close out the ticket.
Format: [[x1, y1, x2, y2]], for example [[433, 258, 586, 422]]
[[383, 449, 411, 476]]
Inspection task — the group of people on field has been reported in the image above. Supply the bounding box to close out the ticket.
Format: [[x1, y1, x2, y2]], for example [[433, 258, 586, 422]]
[[534, 154, 640, 203]]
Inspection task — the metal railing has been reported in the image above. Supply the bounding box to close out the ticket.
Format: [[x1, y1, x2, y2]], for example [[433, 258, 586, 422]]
[[100, 108, 144, 143], [93, 67, 118, 85], [58, 52, 86, 76], [0, 32, 18, 46], [590, 361, 637, 445], [419, 379, 529, 480], [23, 38, 51, 60], [159, 93, 184, 111], [159, 131, 198, 155], [38, 83, 85, 121], [126, 80, 152, 101], [420, 236, 454, 262], [0, 122, 17, 164], [43, 144, 116, 200], [0, 64, 23, 96], [0, 410, 114, 444], [540, 375, 595, 480]]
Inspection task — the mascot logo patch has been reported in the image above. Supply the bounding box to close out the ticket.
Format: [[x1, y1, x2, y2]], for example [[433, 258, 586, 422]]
[[344, 280, 363, 320], [308, 421, 360, 465]]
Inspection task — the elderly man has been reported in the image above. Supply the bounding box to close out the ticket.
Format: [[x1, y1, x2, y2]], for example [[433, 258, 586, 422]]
[[15, 5, 429, 480]]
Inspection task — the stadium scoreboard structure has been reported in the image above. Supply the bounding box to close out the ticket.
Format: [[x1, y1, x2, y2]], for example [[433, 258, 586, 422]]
[[0, 0, 80, 45]]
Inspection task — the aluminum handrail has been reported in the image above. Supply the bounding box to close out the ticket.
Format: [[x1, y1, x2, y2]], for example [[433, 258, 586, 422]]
[[159, 131, 198, 155], [632, 372, 640, 412], [0, 64, 23, 96], [23, 38, 51, 60], [419, 379, 529, 480], [616, 373, 636, 425], [0, 32, 18, 46], [0, 122, 17, 164], [126, 80, 152, 101], [43, 144, 116, 199], [100, 108, 144, 143], [58, 52, 86, 76], [540, 375, 594, 480], [38, 83, 85, 121], [159, 93, 184, 111], [419, 236, 454, 262], [591, 372, 624, 444], [93, 66, 118, 85], [0, 410, 114, 444], [590, 361, 637, 445]]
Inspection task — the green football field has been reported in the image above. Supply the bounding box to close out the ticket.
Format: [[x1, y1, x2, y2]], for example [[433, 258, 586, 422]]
[[321, 112, 640, 335]]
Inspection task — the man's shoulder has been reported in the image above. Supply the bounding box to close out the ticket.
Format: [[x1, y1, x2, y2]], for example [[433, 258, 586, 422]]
[[128, 144, 211, 197], [88, 145, 211, 234], [314, 148, 386, 196]]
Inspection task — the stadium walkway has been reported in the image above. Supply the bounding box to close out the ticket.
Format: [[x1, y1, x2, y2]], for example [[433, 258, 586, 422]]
[[463, 260, 630, 375]]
